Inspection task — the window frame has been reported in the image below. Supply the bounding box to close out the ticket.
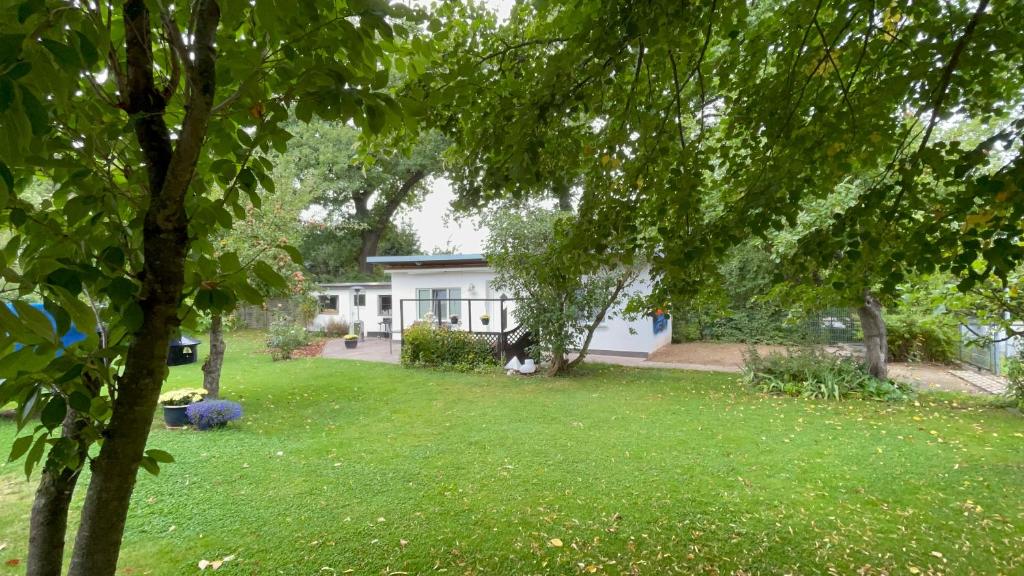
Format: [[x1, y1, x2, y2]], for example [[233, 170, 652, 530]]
[[318, 294, 339, 315]]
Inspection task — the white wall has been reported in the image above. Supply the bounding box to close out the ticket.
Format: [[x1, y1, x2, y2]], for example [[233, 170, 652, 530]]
[[387, 266, 670, 357], [583, 272, 672, 357], [389, 267, 515, 338], [311, 285, 393, 335]]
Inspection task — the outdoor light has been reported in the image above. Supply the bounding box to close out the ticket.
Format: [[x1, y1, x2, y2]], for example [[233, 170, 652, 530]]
[[352, 286, 363, 340]]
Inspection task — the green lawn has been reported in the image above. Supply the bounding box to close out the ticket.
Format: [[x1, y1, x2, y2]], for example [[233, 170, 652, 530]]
[[1, 331, 1022, 575]]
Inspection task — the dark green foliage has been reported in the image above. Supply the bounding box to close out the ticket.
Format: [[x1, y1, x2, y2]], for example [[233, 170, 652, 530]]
[[400, 323, 494, 372], [300, 221, 421, 282], [673, 306, 809, 344], [743, 347, 912, 401], [886, 314, 959, 364]]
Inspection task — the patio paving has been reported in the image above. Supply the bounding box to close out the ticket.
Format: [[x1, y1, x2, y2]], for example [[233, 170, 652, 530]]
[[321, 337, 401, 364]]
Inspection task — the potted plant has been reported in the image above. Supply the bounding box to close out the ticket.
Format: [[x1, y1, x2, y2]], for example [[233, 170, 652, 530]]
[[450, 314, 459, 325], [187, 400, 243, 430], [480, 313, 490, 326], [158, 388, 207, 428], [343, 334, 359, 349]]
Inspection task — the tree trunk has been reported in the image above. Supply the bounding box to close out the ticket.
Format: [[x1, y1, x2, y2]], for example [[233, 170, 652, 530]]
[[857, 291, 888, 380], [566, 274, 629, 371], [27, 410, 90, 576], [357, 229, 381, 275], [547, 350, 569, 376], [64, 2, 221, 575], [201, 313, 226, 398]]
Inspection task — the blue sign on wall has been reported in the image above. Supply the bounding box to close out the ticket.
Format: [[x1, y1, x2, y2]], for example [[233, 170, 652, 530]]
[[652, 311, 668, 335]]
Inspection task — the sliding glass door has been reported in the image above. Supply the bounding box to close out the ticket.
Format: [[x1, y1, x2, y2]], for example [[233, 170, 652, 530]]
[[416, 288, 461, 321]]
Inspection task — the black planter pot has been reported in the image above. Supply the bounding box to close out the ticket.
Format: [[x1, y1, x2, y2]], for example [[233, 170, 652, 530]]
[[163, 405, 190, 428], [344, 339, 358, 349], [480, 318, 490, 326]]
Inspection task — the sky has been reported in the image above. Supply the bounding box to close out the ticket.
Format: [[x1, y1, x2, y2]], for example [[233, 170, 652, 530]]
[[404, 0, 515, 254], [402, 179, 488, 253]]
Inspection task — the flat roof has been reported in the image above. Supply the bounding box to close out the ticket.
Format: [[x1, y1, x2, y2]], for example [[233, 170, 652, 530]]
[[366, 254, 488, 267], [319, 282, 391, 288]]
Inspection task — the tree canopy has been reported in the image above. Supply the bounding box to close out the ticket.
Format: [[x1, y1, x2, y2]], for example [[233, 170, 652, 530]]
[[282, 120, 444, 274], [416, 0, 1023, 305]]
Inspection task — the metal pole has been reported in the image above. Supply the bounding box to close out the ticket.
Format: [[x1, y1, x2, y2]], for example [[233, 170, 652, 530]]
[[468, 300, 473, 333], [399, 299, 404, 351], [499, 296, 506, 363]]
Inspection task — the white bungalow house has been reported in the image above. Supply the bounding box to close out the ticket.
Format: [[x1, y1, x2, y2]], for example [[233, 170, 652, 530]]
[[346, 253, 673, 358], [310, 281, 393, 337]]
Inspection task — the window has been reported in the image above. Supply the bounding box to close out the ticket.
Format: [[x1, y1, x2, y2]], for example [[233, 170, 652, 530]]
[[378, 295, 392, 316], [318, 295, 338, 314], [416, 288, 461, 320], [353, 293, 366, 307]]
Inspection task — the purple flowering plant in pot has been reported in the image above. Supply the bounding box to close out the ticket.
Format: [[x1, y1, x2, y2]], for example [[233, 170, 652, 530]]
[[187, 400, 243, 430]]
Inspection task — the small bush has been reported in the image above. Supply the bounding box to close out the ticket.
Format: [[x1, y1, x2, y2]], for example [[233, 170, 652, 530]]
[[401, 322, 494, 371], [743, 347, 911, 401], [322, 318, 350, 337], [187, 400, 243, 430], [267, 319, 310, 360], [1006, 354, 1024, 410], [886, 314, 958, 363]]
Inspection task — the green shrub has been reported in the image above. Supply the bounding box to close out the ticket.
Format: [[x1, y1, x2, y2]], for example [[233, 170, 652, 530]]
[[743, 347, 912, 401], [267, 319, 310, 361], [886, 314, 958, 363], [401, 322, 494, 371], [1006, 354, 1024, 410]]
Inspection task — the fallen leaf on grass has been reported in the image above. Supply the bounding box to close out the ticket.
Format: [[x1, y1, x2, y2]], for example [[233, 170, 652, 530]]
[[5, 559, 20, 567], [549, 538, 563, 547]]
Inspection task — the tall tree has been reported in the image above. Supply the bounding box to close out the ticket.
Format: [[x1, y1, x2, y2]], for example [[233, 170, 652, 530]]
[[202, 162, 313, 398], [415, 0, 1023, 375], [301, 219, 422, 281], [283, 120, 444, 274], [0, 1, 424, 574], [485, 207, 640, 375]]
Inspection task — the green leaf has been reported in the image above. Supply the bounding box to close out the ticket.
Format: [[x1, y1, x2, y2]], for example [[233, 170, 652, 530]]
[[68, 391, 91, 413], [41, 39, 81, 72], [12, 300, 57, 343], [0, 34, 25, 63], [253, 260, 288, 293], [19, 85, 50, 136], [218, 251, 243, 274], [145, 449, 175, 464], [0, 347, 51, 378], [17, 0, 44, 23], [73, 31, 99, 67], [281, 244, 304, 265], [40, 395, 67, 430], [0, 78, 14, 114], [0, 159, 13, 196], [25, 434, 47, 479], [139, 455, 160, 476], [8, 434, 33, 462]]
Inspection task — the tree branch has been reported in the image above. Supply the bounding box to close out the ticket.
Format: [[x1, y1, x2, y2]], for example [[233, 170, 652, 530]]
[[916, 0, 989, 154]]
